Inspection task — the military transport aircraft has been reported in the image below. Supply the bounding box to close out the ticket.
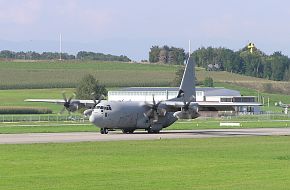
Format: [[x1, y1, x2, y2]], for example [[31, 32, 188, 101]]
[[25, 55, 261, 134]]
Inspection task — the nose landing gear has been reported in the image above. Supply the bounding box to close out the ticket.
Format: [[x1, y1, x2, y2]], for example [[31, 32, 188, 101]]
[[100, 128, 108, 134]]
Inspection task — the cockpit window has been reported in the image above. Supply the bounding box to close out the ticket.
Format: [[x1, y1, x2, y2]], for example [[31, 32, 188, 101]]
[[95, 105, 112, 110]]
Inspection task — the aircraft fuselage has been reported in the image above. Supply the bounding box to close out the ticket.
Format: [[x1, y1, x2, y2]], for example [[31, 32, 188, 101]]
[[89, 101, 177, 131]]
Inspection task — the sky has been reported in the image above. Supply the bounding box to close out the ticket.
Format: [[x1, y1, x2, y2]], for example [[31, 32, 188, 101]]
[[0, 0, 289, 61]]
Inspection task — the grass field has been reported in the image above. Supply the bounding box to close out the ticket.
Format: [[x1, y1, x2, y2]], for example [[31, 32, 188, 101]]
[[0, 61, 177, 88], [1, 136, 290, 190], [1, 119, 290, 134], [0, 88, 76, 112]]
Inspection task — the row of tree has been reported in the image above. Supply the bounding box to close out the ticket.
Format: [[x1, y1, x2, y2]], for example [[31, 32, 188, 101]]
[[149, 46, 186, 65], [191, 46, 290, 81], [0, 50, 131, 62], [76, 51, 131, 62], [149, 44, 290, 81]]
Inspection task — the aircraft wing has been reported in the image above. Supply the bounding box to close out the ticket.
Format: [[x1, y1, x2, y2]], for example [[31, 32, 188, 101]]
[[197, 101, 262, 111], [25, 99, 66, 104], [197, 102, 262, 106], [162, 101, 197, 107], [162, 100, 262, 111], [25, 99, 96, 108]]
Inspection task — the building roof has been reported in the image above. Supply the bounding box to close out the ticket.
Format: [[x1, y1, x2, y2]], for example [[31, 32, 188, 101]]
[[115, 87, 240, 96]]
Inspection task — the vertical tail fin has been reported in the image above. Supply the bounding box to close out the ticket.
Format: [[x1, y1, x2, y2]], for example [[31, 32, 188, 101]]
[[176, 55, 196, 102]]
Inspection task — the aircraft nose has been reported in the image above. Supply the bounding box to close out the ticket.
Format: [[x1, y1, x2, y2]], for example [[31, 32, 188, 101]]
[[89, 112, 103, 125]]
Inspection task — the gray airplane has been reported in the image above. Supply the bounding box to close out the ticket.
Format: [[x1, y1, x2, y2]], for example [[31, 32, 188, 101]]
[[26, 55, 260, 134]]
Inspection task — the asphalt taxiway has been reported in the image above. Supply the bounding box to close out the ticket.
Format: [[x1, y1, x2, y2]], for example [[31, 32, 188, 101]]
[[0, 128, 290, 144]]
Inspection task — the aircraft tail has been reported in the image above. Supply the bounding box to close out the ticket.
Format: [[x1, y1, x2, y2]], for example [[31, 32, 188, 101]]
[[176, 55, 196, 102]]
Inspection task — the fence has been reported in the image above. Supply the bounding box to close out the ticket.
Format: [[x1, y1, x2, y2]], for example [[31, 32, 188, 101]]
[[0, 115, 89, 123], [1, 113, 290, 123], [194, 112, 290, 121]]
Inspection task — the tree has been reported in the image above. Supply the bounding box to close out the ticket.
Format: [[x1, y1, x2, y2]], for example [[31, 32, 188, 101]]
[[171, 66, 185, 86], [76, 51, 130, 62], [149, 45, 186, 64], [158, 48, 168, 64], [204, 77, 214, 87], [149, 46, 160, 63], [76, 74, 107, 100]]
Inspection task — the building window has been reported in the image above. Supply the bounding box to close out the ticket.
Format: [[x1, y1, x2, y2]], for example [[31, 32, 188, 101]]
[[221, 98, 233, 102]]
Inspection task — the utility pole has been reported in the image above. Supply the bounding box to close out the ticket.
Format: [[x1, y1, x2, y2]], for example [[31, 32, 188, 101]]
[[59, 33, 62, 61]]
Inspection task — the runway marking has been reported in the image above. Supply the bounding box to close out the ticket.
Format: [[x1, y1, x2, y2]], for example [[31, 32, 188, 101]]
[[0, 128, 290, 144]]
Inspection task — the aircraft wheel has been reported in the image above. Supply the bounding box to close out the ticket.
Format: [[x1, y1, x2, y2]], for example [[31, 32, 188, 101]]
[[147, 128, 160, 134], [104, 128, 108, 134], [122, 128, 135, 134], [100, 128, 108, 134]]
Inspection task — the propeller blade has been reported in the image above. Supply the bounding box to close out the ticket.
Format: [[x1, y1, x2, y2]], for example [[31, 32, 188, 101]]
[[153, 111, 158, 122], [91, 93, 104, 108], [97, 95, 103, 104], [67, 93, 76, 103], [187, 112, 192, 119], [152, 95, 156, 106], [159, 108, 167, 116], [145, 109, 153, 117], [62, 91, 67, 102], [186, 96, 195, 107], [59, 107, 66, 114]]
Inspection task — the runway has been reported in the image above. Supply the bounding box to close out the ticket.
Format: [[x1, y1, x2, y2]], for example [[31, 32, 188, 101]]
[[1, 128, 290, 144]]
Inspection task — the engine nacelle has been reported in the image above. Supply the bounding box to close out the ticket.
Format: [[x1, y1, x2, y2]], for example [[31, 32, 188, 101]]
[[173, 110, 199, 119], [83, 109, 93, 117], [67, 103, 78, 112]]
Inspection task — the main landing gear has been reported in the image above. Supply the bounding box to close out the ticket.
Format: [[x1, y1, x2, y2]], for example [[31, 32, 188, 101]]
[[121, 128, 135, 134], [147, 128, 160, 134], [100, 128, 108, 134]]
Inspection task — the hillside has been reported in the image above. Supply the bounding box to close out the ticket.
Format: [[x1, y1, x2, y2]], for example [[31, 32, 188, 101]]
[[0, 60, 176, 89]]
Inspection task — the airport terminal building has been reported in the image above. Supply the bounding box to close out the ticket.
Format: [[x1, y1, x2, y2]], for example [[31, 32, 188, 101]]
[[108, 87, 260, 116]]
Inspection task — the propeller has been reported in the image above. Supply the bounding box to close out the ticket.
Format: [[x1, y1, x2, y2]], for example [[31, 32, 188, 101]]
[[174, 95, 198, 119], [144, 95, 166, 123], [59, 92, 76, 114], [91, 93, 104, 108], [83, 93, 104, 117]]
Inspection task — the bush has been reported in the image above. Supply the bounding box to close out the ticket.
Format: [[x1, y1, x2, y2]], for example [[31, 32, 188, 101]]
[[0, 106, 52, 114], [204, 77, 214, 87], [76, 74, 107, 99]]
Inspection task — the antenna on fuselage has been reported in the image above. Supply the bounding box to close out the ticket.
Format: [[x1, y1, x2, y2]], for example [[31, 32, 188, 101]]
[[188, 40, 191, 58]]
